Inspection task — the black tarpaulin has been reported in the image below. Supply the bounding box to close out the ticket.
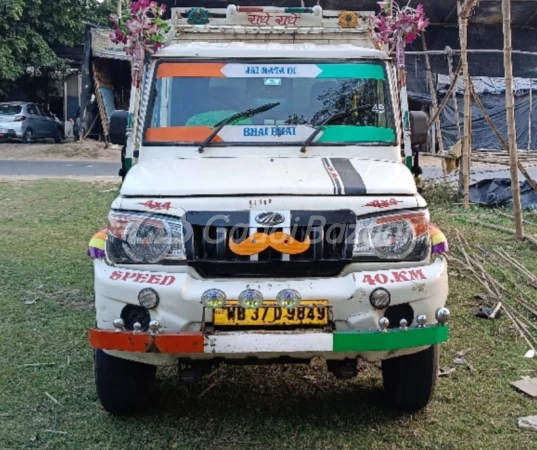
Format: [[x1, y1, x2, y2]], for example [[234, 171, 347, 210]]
[[469, 178, 537, 210], [440, 93, 537, 151]]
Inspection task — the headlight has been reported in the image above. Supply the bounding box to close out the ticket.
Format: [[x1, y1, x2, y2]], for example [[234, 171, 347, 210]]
[[106, 211, 186, 264], [353, 210, 430, 261]]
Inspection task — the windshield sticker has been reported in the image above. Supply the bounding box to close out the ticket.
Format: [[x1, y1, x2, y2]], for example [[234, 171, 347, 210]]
[[145, 125, 395, 144], [221, 125, 314, 142], [222, 64, 321, 78], [157, 63, 386, 80]]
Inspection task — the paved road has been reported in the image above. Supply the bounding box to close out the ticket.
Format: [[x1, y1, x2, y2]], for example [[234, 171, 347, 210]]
[[0, 159, 120, 178], [1, 158, 536, 183]]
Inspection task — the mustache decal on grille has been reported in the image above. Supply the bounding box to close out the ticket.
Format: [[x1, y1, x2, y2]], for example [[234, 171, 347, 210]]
[[229, 232, 311, 256]]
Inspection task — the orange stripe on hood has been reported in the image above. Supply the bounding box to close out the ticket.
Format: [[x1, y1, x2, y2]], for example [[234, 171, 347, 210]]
[[145, 127, 222, 143], [156, 63, 226, 78]]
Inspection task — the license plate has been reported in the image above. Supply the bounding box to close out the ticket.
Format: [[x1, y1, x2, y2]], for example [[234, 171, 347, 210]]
[[213, 301, 330, 327]]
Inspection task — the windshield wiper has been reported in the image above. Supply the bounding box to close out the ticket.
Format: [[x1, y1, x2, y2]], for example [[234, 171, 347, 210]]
[[198, 102, 280, 153], [299, 105, 373, 153]]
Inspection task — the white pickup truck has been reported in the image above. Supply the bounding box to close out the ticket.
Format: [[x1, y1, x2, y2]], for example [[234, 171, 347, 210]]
[[88, 5, 450, 415]]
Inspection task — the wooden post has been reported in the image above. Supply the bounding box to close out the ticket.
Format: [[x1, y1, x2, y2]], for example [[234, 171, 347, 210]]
[[503, 0, 524, 240], [458, 1, 472, 208]]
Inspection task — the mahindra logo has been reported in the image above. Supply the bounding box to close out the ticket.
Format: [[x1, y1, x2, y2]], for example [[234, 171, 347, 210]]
[[255, 212, 285, 227]]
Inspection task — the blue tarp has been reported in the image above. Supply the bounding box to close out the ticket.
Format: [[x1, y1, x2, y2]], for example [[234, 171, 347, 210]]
[[469, 178, 537, 210]]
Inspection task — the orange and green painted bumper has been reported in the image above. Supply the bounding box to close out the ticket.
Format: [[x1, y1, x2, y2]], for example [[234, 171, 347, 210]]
[[89, 325, 449, 355]]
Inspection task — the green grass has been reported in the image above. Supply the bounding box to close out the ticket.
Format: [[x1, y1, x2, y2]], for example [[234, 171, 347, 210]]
[[1, 180, 537, 450]]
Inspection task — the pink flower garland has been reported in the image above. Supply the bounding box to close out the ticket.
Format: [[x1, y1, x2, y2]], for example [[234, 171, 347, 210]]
[[370, 1, 429, 51], [109, 1, 170, 56]]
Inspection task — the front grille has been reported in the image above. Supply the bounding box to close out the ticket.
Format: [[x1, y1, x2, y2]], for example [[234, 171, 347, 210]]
[[185, 210, 355, 278]]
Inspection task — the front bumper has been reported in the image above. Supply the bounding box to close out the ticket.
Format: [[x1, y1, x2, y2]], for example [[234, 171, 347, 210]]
[[91, 257, 449, 364], [90, 325, 448, 354]]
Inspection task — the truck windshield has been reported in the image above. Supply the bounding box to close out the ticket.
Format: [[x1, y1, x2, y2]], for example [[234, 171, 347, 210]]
[[146, 61, 395, 146]]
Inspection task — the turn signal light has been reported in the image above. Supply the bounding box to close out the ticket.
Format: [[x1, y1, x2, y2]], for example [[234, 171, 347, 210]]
[[14, 116, 26, 122]]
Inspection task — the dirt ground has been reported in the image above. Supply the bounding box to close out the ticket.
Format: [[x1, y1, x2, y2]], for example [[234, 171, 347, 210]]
[[0, 140, 120, 161]]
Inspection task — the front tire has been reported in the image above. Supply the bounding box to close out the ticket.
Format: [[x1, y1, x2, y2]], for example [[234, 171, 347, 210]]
[[94, 349, 156, 415], [382, 345, 439, 411]]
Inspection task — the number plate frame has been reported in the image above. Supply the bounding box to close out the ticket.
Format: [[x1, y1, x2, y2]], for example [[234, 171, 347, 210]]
[[213, 300, 331, 327]]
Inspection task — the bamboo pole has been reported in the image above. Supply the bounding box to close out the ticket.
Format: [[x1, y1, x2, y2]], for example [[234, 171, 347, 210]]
[[446, 46, 462, 140], [460, 0, 480, 19], [458, 1, 472, 208], [422, 35, 445, 156], [503, 0, 525, 240], [427, 59, 463, 128], [422, 35, 447, 179], [529, 79, 533, 151]]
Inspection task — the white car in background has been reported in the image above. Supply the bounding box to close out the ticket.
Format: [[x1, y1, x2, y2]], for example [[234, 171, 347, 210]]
[[0, 102, 64, 143]]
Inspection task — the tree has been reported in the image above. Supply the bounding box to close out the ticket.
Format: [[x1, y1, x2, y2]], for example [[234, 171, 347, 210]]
[[0, 0, 119, 98]]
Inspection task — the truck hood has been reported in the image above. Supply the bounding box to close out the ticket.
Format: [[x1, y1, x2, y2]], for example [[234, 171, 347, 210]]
[[121, 157, 417, 197]]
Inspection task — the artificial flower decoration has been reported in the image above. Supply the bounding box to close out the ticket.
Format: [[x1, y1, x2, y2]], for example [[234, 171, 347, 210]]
[[88, 229, 108, 259], [430, 224, 449, 254], [109, 1, 171, 56], [370, 1, 429, 51], [187, 8, 210, 25], [338, 11, 359, 28]]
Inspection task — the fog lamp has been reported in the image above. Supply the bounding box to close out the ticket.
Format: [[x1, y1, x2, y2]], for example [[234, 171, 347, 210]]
[[239, 289, 264, 309], [370, 288, 391, 310], [276, 289, 302, 309], [202, 289, 227, 308], [138, 288, 159, 309]]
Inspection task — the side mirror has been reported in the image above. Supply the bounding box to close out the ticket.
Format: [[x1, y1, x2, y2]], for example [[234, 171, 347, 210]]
[[410, 111, 428, 146], [109, 110, 129, 146]]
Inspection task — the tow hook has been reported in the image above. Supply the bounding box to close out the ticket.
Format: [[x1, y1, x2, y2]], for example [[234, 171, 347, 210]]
[[177, 361, 213, 386], [327, 359, 358, 380]]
